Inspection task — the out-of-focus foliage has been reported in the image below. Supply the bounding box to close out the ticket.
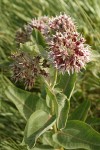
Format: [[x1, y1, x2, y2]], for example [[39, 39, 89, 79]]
[[0, 0, 100, 149]]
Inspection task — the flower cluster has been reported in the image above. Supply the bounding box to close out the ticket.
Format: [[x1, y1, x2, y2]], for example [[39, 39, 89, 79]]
[[31, 16, 49, 35], [13, 13, 90, 89], [15, 24, 33, 46], [48, 32, 90, 74], [49, 14, 76, 33], [30, 14, 90, 74], [11, 52, 49, 90]]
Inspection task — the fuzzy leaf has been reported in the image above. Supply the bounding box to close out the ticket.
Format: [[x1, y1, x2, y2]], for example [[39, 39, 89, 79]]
[[56, 92, 70, 129], [56, 73, 76, 99], [24, 110, 56, 148], [45, 81, 70, 129], [32, 29, 45, 45], [45, 83, 58, 117], [30, 145, 55, 150], [86, 117, 100, 126], [69, 100, 91, 121], [2, 77, 48, 120], [53, 120, 100, 150], [41, 131, 59, 148]]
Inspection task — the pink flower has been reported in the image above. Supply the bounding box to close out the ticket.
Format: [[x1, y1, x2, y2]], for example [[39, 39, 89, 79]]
[[48, 32, 90, 74], [31, 16, 49, 35], [46, 14, 90, 74], [49, 14, 76, 33]]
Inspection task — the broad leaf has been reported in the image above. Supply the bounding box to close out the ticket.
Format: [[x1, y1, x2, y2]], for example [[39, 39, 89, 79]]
[[32, 29, 47, 58], [2, 76, 49, 120], [56, 92, 70, 129], [69, 100, 91, 121], [53, 120, 100, 150], [32, 29, 47, 48], [86, 117, 100, 126], [56, 73, 76, 99], [45, 81, 70, 129], [63, 73, 76, 99], [30, 145, 55, 150], [45, 83, 58, 117], [41, 131, 59, 148], [24, 110, 56, 148]]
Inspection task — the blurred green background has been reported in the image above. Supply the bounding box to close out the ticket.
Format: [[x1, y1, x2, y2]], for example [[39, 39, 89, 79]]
[[0, 0, 100, 149]]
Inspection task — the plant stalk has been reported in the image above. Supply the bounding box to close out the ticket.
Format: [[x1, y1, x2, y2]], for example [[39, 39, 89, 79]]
[[51, 99, 57, 133]]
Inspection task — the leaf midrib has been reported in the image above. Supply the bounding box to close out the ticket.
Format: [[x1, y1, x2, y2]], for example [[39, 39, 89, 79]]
[[57, 130, 100, 147]]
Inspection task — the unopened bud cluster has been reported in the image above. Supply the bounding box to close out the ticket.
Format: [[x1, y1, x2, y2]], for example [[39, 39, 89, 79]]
[[11, 52, 49, 90], [15, 25, 33, 47]]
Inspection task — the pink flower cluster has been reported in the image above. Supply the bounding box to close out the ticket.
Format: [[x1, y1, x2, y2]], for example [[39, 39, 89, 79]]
[[49, 14, 76, 33], [48, 32, 90, 74], [31, 14, 90, 74], [31, 16, 49, 35], [13, 14, 91, 89]]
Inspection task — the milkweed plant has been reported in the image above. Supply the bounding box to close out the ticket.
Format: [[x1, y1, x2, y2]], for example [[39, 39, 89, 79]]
[[10, 13, 100, 150]]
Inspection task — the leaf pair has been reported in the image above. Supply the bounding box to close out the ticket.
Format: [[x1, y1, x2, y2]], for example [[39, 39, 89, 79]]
[[45, 73, 77, 129]]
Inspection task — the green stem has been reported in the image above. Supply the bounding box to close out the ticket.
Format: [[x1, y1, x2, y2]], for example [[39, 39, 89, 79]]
[[52, 69, 57, 89], [50, 69, 58, 132], [51, 98, 55, 115], [51, 99, 57, 133], [53, 123, 57, 133]]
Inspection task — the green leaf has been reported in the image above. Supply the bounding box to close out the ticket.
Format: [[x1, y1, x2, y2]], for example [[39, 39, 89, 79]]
[[32, 29, 46, 47], [53, 120, 100, 150], [45, 83, 58, 117], [86, 117, 100, 126], [32, 29, 47, 57], [29, 145, 55, 150], [56, 92, 70, 129], [45, 81, 70, 129], [51, 72, 76, 129], [56, 73, 77, 99], [24, 110, 56, 148], [64, 73, 77, 99], [2, 76, 49, 120], [41, 131, 59, 148], [69, 100, 91, 121]]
